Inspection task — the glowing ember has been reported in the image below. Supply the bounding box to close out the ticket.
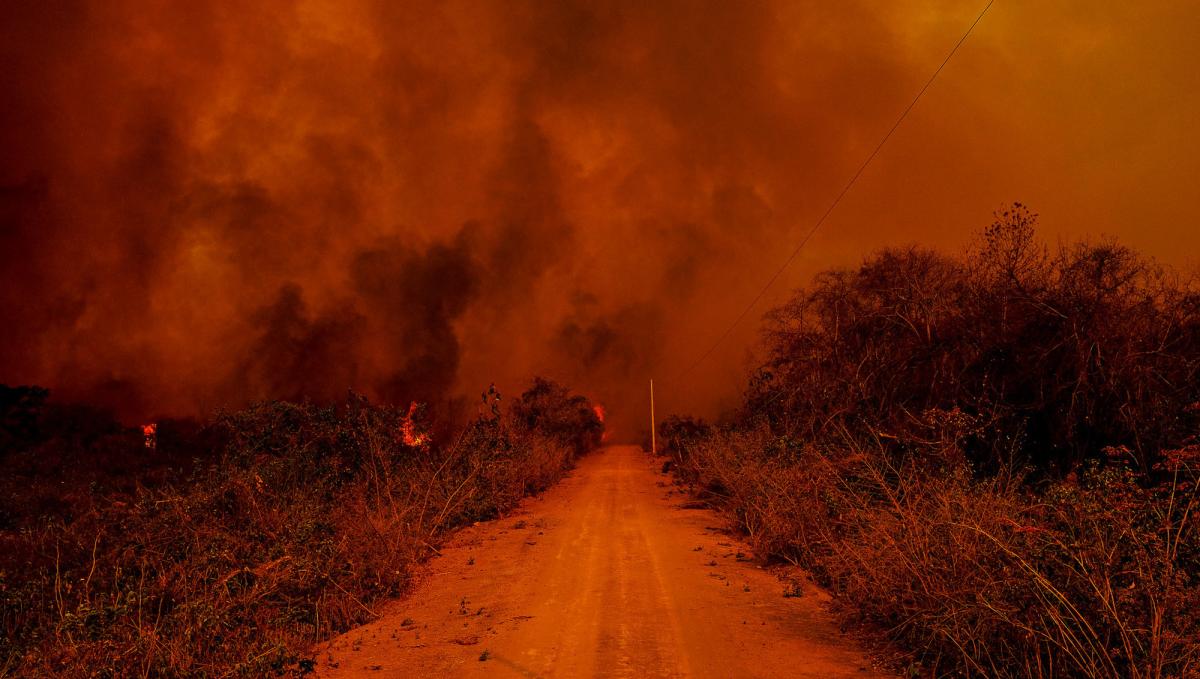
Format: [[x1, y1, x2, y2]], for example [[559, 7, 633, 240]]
[[142, 423, 157, 450], [401, 402, 428, 447]]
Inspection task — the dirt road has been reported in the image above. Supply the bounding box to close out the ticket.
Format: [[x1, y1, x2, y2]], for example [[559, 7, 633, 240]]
[[316, 446, 888, 678]]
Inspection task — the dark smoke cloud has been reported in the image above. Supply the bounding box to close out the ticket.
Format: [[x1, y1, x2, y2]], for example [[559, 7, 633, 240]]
[[352, 230, 480, 402], [2, 1, 1198, 434], [555, 295, 663, 382], [240, 283, 364, 404]]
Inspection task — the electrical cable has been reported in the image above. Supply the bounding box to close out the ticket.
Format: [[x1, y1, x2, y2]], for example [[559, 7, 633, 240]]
[[668, 0, 995, 384]]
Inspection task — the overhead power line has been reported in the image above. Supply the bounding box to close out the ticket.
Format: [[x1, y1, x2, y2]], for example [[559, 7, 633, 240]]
[[669, 0, 995, 384]]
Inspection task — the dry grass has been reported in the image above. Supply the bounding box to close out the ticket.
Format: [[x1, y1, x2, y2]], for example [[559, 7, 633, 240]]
[[1, 379, 601, 677], [665, 425, 1199, 678]]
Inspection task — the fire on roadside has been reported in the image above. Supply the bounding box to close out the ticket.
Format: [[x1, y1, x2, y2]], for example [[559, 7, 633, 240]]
[[401, 402, 428, 447], [593, 404, 609, 442]]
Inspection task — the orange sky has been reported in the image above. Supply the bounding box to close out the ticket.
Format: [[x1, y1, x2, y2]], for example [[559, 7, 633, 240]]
[[1, 1, 1197, 434]]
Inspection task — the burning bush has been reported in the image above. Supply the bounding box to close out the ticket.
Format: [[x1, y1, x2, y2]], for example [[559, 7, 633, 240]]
[[0, 380, 603, 676], [663, 207, 1200, 678]]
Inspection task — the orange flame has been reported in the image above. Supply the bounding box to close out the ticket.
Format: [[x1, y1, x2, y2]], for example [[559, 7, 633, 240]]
[[593, 404, 610, 442], [142, 423, 157, 449], [401, 402, 428, 447]]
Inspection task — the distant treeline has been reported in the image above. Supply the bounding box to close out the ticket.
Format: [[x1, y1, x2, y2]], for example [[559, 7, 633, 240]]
[[662, 205, 1199, 678], [0, 378, 602, 676]]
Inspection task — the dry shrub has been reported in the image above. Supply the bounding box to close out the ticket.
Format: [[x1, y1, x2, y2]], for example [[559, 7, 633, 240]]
[[663, 207, 1200, 677], [1, 379, 600, 676], [752, 204, 1200, 476], [665, 426, 1199, 678]]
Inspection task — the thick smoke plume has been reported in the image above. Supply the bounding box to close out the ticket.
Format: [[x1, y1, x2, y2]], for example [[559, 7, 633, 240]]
[[2, 1, 1197, 434]]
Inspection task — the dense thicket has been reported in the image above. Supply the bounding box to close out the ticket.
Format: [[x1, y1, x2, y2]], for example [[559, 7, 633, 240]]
[[750, 204, 1200, 476], [664, 207, 1200, 678], [1, 379, 601, 676]]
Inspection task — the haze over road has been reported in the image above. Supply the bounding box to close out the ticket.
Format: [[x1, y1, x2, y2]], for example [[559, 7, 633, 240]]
[[317, 446, 887, 678]]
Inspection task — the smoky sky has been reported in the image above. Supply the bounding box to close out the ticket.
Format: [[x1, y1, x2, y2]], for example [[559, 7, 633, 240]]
[[2, 1, 1198, 433]]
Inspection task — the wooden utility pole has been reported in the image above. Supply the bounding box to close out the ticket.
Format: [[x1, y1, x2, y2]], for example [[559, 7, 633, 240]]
[[649, 378, 656, 455]]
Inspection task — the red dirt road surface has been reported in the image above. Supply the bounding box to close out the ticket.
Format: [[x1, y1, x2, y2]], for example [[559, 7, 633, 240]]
[[316, 446, 889, 678]]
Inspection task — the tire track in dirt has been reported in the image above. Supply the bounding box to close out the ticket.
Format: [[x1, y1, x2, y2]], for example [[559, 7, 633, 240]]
[[316, 445, 889, 678]]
